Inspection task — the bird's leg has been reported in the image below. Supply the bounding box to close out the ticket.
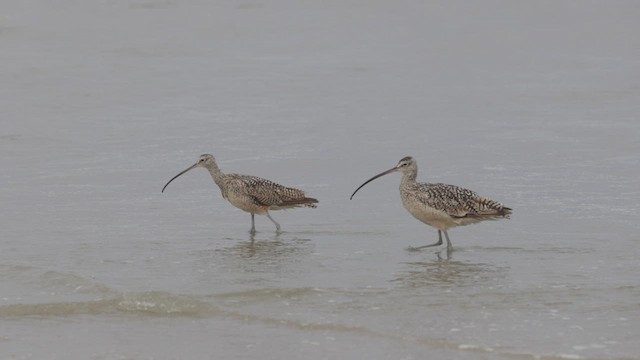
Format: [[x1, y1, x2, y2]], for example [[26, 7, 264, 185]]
[[266, 213, 282, 233], [443, 230, 453, 251], [407, 230, 443, 251], [249, 213, 256, 234]]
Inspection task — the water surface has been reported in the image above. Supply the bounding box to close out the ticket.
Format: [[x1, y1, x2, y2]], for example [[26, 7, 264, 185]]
[[1, 1, 639, 359]]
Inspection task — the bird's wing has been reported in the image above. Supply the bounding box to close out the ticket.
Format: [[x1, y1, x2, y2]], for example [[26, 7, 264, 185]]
[[226, 174, 307, 207], [413, 183, 504, 218]]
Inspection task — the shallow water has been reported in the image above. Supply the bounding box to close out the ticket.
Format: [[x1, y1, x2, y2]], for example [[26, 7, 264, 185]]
[[2, 1, 639, 359]]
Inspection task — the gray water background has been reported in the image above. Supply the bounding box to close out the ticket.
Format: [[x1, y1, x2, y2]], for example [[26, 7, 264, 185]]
[[1, 1, 639, 359]]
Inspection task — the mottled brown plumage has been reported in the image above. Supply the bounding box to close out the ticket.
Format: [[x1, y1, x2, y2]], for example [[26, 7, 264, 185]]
[[351, 156, 511, 250], [162, 154, 317, 233]]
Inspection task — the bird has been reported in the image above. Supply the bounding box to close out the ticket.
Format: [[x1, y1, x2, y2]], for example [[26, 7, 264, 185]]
[[350, 156, 511, 251], [162, 154, 318, 234]]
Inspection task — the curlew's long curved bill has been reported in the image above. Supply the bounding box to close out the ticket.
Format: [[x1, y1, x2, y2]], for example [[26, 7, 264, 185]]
[[161, 162, 199, 193], [350, 167, 398, 200]]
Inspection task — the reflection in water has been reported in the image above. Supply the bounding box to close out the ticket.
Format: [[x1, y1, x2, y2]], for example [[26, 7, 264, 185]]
[[219, 233, 312, 260], [222, 232, 284, 260], [436, 248, 453, 261], [203, 233, 316, 278], [393, 254, 506, 288]]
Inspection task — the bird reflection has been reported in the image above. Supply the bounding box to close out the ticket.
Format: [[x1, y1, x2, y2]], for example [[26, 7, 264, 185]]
[[214, 233, 314, 274], [226, 233, 286, 260], [393, 256, 503, 288], [435, 248, 453, 261]]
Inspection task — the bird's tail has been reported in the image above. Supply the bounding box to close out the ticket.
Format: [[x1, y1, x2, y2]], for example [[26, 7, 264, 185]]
[[473, 198, 512, 219], [500, 206, 512, 218], [479, 205, 512, 219], [271, 197, 318, 210]]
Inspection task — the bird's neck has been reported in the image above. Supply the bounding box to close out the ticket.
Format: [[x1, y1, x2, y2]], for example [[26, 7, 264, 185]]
[[401, 170, 417, 185], [205, 163, 226, 185]]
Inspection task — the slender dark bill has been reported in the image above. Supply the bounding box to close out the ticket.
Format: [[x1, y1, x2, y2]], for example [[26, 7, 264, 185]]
[[349, 167, 398, 200], [161, 163, 198, 193]]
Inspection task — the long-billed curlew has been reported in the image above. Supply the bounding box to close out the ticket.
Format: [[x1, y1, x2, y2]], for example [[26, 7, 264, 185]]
[[350, 156, 511, 251], [162, 154, 318, 234]]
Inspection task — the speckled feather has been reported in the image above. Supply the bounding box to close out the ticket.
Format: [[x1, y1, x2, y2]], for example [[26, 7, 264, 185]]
[[403, 182, 511, 219], [221, 174, 318, 209]]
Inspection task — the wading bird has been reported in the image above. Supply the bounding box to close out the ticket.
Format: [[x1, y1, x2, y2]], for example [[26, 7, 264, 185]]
[[350, 156, 511, 250], [162, 154, 318, 234]]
